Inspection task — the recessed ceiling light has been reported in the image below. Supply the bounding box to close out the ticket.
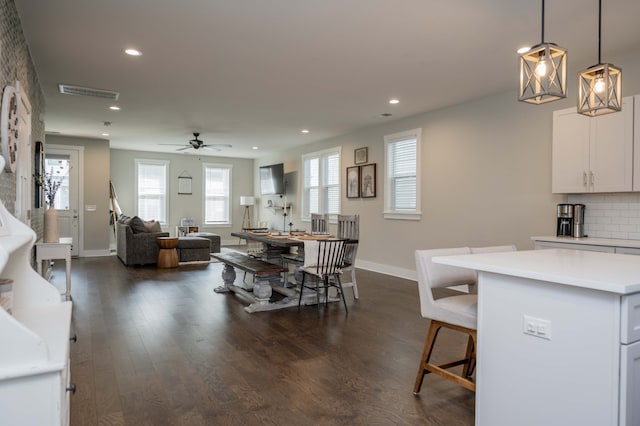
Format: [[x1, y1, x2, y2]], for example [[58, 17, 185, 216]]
[[101, 133, 110, 136], [125, 48, 142, 56], [301, 129, 309, 133], [381, 113, 393, 117], [389, 99, 400, 104], [109, 106, 120, 111], [517, 46, 531, 54], [252, 146, 259, 150]]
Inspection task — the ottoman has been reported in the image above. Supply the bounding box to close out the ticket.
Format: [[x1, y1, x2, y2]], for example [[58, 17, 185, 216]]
[[187, 232, 221, 253], [177, 237, 211, 262]]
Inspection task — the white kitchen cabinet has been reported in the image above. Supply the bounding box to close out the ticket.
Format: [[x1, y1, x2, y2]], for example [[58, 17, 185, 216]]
[[552, 96, 634, 193], [634, 95, 640, 190], [0, 199, 73, 426]]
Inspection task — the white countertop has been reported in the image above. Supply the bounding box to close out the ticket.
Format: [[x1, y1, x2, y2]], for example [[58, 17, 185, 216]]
[[531, 235, 640, 249], [433, 248, 640, 294]]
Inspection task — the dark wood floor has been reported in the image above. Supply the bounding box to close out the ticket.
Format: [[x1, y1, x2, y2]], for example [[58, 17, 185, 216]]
[[51, 254, 475, 425]]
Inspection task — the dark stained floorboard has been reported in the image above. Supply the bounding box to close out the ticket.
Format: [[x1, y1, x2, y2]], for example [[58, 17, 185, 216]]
[[49, 254, 475, 425]]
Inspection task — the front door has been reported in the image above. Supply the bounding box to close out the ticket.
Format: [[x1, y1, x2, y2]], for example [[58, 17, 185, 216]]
[[45, 146, 82, 256]]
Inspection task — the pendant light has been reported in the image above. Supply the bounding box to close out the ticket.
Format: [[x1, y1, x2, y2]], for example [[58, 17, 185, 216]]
[[577, 0, 621, 116], [519, 0, 567, 104]]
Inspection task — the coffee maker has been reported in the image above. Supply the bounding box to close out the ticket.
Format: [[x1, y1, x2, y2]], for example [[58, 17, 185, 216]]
[[556, 204, 574, 237]]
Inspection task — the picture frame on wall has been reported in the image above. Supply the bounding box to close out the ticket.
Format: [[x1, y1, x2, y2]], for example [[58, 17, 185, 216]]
[[354, 147, 368, 165], [346, 166, 360, 198], [360, 163, 376, 198], [178, 176, 192, 194]]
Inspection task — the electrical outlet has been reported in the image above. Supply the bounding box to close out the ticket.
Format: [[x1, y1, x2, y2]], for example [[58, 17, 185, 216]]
[[523, 315, 552, 340]]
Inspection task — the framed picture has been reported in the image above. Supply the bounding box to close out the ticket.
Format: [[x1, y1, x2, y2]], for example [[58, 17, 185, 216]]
[[360, 163, 376, 198], [346, 166, 360, 198], [178, 176, 192, 194], [354, 147, 368, 165]]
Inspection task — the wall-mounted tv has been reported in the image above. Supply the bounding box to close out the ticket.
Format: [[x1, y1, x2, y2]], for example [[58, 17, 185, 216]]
[[259, 163, 285, 195]]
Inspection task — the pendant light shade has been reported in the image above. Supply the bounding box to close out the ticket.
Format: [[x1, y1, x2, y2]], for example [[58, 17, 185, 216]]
[[577, 0, 621, 116], [519, 0, 567, 104]]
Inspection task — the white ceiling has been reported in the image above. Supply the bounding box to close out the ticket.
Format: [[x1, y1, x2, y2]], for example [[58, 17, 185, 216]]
[[14, 0, 640, 159]]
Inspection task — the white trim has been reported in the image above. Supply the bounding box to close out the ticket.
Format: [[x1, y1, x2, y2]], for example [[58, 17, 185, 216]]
[[202, 162, 233, 226], [354, 259, 417, 281], [134, 158, 170, 225], [47, 144, 85, 257], [383, 128, 422, 221], [82, 249, 111, 257]]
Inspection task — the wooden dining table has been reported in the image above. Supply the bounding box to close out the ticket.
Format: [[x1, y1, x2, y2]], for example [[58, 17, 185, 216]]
[[219, 231, 342, 312]]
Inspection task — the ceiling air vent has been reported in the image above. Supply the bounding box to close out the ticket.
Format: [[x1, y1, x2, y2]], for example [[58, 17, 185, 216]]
[[58, 84, 119, 100]]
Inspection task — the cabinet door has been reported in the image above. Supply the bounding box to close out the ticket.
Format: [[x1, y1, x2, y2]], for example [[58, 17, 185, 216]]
[[590, 97, 634, 192], [633, 95, 640, 190], [620, 340, 640, 426], [552, 107, 591, 193]]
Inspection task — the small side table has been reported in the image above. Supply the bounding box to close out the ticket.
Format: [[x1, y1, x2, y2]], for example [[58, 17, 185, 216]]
[[157, 237, 179, 268], [35, 237, 73, 300]]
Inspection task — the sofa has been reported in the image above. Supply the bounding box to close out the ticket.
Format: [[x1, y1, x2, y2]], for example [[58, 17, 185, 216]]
[[116, 215, 169, 266]]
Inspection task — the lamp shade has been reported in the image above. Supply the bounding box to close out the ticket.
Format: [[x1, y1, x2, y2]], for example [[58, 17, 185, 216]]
[[240, 196, 255, 206], [519, 43, 567, 104]]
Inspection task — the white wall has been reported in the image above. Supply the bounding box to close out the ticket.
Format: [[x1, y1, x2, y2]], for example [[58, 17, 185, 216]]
[[110, 149, 254, 244], [255, 47, 640, 279]]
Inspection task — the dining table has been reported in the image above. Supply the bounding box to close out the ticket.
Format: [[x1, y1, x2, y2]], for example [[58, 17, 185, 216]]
[[217, 231, 342, 312]]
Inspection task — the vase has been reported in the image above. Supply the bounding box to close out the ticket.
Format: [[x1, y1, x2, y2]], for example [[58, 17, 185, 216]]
[[44, 207, 60, 243]]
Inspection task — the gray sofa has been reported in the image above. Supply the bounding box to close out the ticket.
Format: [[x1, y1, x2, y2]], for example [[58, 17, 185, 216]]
[[116, 216, 169, 266]]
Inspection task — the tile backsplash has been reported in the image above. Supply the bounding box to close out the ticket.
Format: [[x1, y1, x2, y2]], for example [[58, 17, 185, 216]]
[[568, 193, 640, 240]]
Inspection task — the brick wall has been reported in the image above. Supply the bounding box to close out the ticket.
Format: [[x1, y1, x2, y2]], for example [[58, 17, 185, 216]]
[[0, 0, 46, 237]]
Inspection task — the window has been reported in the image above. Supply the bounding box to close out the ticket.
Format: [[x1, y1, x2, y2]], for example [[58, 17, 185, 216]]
[[135, 159, 169, 224], [203, 163, 232, 225], [384, 128, 422, 220], [301, 147, 341, 220]]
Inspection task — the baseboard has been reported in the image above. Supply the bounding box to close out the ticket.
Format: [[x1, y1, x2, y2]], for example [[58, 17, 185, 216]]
[[354, 259, 417, 282], [81, 249, 112, 257]]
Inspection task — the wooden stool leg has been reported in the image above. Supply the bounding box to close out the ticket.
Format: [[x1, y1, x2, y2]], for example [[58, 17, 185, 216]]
[[413, 321, 441, 394], [462, 334, 476, 378]]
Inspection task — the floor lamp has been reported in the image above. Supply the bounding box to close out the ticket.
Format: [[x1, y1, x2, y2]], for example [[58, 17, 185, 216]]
[[240, 196, 255, 230]]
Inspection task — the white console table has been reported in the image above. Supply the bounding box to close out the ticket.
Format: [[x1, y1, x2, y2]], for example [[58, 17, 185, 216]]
[[36, 237, 72, 300], [435, 249, 640, 426]]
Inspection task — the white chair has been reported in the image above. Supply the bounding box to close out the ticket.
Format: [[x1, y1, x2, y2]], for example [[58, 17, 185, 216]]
[[413, 247, 477, 394], [413, 245, 516, 394], [337, 214, 359, 299]]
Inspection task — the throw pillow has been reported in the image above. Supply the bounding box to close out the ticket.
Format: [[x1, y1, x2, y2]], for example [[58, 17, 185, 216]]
[[144, 220, 162, 233], [130, 216, 148, 233]]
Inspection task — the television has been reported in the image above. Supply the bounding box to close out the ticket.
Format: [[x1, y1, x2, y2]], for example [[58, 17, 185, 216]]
[[259, 163, 285, 195]]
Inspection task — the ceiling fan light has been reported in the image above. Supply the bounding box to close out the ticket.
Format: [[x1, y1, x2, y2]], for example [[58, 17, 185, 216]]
[[577, 62, 622, 116], [519, 43, 567, 104]]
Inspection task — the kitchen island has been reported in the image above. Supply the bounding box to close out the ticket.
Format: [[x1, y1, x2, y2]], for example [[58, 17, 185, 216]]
[[433, 249, 640, 426]]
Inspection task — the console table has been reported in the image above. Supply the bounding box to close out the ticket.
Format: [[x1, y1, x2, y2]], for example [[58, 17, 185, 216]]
[[35, 237, 73, 300]]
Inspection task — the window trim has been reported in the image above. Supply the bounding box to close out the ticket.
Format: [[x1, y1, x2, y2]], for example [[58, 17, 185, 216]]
[[383, 128, 422, 221], [202, 162, 233, 227], [301, 146, 342, 222], [134, 158, 170, 225]]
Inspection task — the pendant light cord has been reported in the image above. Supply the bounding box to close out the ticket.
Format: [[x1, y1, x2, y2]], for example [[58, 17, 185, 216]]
[[541, 0, 545, 43], [598, 0, 602, 64]]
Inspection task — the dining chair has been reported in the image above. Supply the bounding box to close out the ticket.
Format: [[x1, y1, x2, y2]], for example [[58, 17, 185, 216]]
[[298, 239, 348, 313], [311, 213, 328, 234], [337, 214, 359, 299]]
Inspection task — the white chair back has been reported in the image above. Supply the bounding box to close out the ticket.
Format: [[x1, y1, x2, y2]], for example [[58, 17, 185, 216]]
[[471, 244, 517, 254], [415, 247, 476, 319]]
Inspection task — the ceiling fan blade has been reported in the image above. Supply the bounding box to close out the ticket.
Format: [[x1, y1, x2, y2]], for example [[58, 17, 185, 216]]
[[159, 143, 188, 146], [176, 146, 192, 151]]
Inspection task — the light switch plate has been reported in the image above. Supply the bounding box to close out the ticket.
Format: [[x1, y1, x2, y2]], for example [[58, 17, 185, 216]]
[[523, 314, 552, 340]]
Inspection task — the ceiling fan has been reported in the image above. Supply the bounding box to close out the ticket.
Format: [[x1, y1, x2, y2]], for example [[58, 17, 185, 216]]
[[161, 132, 232, 151]]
